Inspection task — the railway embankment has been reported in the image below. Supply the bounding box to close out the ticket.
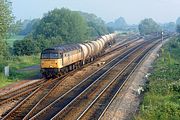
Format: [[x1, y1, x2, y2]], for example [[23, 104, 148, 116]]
[[101, 36, 180, 120], [136, 36, 180, 120]]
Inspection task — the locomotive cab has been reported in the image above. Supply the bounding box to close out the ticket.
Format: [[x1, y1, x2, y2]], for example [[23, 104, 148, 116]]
[[40, 49, 63, 78]]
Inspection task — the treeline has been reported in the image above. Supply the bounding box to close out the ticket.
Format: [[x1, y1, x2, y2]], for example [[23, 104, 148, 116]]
[[0, 0, 12, 60], [2, 0, 180, 59], [13, 8, 109, 55], [138, 18, 180, 35]]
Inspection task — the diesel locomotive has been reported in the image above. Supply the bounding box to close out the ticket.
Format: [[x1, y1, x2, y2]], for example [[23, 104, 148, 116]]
[[40, 33, 117, 78]]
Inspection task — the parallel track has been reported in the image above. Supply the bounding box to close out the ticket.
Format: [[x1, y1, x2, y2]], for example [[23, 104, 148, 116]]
[[22, 38, 142, 120], [2, 77, 62, 120], [75, 40, 159, 120], [0, 80, 44, 106], [0, 36, 139, 107], [1, 36, 142, 120], [28, 40, 149, 120]]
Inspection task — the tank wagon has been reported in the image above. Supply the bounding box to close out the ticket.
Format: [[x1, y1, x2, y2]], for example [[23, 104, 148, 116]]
[[40, 33, 117, 78]]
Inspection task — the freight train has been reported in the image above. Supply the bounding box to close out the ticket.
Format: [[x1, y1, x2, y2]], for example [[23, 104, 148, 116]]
[[40, 33, 117, 78]]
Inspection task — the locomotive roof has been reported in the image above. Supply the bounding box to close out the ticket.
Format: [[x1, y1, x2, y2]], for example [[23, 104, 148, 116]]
[[42, 44, 81, 53]]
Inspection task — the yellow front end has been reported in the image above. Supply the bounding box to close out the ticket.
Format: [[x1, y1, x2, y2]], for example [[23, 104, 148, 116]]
[[41, 59, 63, 69]]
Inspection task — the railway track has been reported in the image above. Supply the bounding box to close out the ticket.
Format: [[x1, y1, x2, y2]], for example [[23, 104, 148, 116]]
[[1, 36, 142, 120], [52, 40, 161, 120], [20, 38, 143, 120], [2, 77, 63, 120], [74, 41, 159, 120], [0, 80, 44, 106], [26, 40, 150, 120], [51, 42, 151, 120], [0, 36, 139, 108]]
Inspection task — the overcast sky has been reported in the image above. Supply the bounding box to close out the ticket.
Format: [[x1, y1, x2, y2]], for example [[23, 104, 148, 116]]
[[11, 0, 180, 24]]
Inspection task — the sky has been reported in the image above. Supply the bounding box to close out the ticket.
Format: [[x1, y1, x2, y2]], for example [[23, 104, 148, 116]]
[[10, 0, 180, 24]]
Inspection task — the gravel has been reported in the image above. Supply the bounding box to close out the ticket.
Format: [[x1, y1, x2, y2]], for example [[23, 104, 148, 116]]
[[101, 40, 168, 120]]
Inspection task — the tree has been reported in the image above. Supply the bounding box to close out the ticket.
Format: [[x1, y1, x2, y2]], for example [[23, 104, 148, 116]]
[[0, 0, 12, 58], [8, 20, 22, 36], [107, 17, 127, 31], [176, 25, 180, 33], [13, 38, 38, 55], [138, 18, 161, 35], [176, 17, 180, 33], [79, 12, 108, 37], [162, 22, 176, 32], [34, 8, 89, 43], [19, 19, 40, 35], [176, 17, 180, 25]]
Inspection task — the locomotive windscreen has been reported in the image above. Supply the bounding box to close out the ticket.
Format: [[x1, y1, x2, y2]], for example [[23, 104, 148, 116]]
[[41, 53, 61, 59]]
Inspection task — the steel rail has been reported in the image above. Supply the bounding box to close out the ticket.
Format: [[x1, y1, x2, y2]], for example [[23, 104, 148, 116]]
[[29, 41, 147, 120], [97, 40, 161, 120], [75, 40, 159, 120], [23, 37, 142, 120]]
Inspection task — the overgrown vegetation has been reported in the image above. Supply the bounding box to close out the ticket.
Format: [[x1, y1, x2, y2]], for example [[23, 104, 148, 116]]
[[138, 18, 161, 35], [0, 55, 40, 88], [136, 37, 180, 120], [0, 0, 12, 59]]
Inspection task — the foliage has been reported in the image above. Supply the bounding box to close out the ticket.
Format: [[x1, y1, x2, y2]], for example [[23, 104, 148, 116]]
[[176, 25, 180, 33], [176, 17, 180, 25], [34, 8, 89, 43], [162, 22, 176, 32], [175, 17, 180, 33], [6, 35, 24, 47], [0, 0, 12, 38], [138, 18, 161, 35], [8, 20, 22, 36], [0, 73, 16, 88], [0, 54, 40, 84], [13, 38, 38, 55], [0, 0, 13, 58], [13, 8, 110, 56], [79, 12, 108, 37], [136, 37, 180, 120], [7, 55, 40, 70], [0, 54, 40, 88], [13, 35, 64, 55], [107, 17, 127, 31], [19, 19, 40, 35]]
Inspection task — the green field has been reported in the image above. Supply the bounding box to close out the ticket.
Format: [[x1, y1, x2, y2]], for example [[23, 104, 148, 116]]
[[6, 35, 25, 46], [0, 54, 40, 88], [136, 37, 180, 120]]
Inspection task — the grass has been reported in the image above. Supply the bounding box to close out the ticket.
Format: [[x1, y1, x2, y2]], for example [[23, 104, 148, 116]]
[[135, 37, 180, 120], [0, 54, 40, 88], [0, 73, 16, 88], [6, 35, 24, 47], [7, 54, 40, 70]]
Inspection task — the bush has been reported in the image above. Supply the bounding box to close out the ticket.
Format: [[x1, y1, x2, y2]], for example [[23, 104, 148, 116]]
[[13, 38, 38, 55], [136, 37, 180, 120]]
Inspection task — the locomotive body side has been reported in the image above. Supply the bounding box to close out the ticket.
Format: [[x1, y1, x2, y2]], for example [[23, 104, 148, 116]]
[[41, 45, 83, 78]]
